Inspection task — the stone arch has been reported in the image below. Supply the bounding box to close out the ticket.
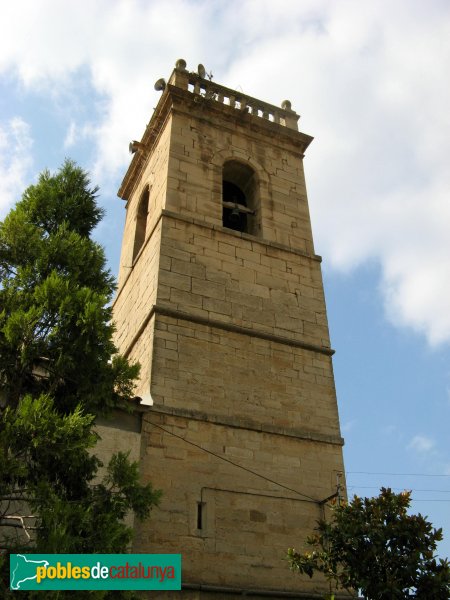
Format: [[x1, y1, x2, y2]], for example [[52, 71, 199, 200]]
[[210, 149, 271, 237], [132, 185, 150, 262]]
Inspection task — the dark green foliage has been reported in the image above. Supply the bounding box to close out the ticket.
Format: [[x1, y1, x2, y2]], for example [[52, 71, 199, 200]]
[[0, 161, 161, 599], [0, 160, 137, 413], [288, 488, 449, 599]]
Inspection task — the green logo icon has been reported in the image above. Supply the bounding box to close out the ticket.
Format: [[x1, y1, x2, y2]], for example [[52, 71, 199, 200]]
[[10, 554, 181, 591]]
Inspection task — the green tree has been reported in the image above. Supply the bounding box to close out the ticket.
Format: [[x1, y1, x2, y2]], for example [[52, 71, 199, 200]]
[[288, 488, 449, 600], [0, 161, 161, 598]]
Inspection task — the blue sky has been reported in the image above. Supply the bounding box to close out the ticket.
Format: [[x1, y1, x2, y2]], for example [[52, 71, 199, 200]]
[[1, 0, 449, 559]]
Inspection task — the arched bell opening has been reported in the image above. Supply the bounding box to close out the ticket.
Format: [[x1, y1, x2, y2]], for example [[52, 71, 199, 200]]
[[222, 161, 259, 235], [132, 186, 150, 262]]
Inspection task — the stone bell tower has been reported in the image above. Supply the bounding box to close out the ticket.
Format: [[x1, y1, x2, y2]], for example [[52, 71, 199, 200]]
[[113, 59, 347, 599]]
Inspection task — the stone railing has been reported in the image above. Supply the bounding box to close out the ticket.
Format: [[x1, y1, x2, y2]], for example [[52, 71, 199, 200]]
[[168, 59, 299, 131]]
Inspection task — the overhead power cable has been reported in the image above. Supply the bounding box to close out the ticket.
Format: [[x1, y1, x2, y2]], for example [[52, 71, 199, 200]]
[[145, 419, 319, 504], [347, 485, 450, 493], [347, 471, 450, 477], [410, 499, 450, 503]]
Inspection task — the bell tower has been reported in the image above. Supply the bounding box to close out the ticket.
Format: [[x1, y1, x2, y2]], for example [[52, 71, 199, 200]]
[[113, 59, 346, 599]]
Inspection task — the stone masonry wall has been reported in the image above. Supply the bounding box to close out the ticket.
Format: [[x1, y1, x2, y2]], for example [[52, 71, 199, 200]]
[[113, 223, 161, 364], [110, 79, 346, 599], [116, 113, 173, 288], [165, 100, 315, 255], [158, 215, 331, 350], [151, 313, 340, 440], [135, 409, 343, 595]]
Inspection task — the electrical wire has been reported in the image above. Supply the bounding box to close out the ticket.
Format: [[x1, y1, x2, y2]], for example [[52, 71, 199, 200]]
[[409, 499, 450, 503], [347, 485, 450, 493], [346, 484, 450, 502], [145, 418, 320, 504], [347, 471, 450, 477]]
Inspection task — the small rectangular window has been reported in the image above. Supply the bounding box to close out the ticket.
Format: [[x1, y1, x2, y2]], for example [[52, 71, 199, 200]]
[[197, 502, 205, 530]]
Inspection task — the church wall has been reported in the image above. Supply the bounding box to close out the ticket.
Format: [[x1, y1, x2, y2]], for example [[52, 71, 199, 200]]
[[109, 64, 347, 600], [165, 104, 315, 254], [94, 410, 143, 530], [113, 222, 161, 360], [150, 313, 340, 440], [116, 114, 173, 288], [136, 409, 343, 595], [157, 215, 331, 351]]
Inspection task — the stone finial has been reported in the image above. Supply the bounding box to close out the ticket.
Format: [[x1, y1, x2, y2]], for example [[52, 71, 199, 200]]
[[281, 100, 299, 130], [169, 59, 189, 89]]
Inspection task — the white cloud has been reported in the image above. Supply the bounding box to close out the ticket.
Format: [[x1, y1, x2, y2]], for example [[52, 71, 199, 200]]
[[1, 0, 450, 344], [63, 121, 97, 150], [408, 435, 436, 455], [225, 1, 450, 347], [0, 118, 34, 218], [63, 122, 77, 149]]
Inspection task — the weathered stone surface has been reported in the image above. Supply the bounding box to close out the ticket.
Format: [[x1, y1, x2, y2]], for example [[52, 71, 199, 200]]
[[105, 63, 347, 598]]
